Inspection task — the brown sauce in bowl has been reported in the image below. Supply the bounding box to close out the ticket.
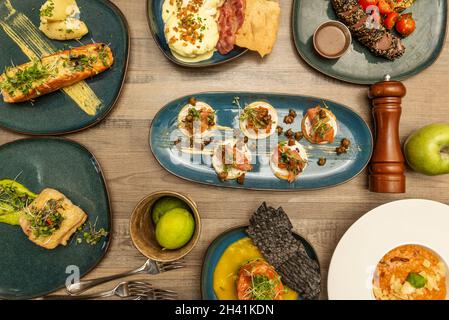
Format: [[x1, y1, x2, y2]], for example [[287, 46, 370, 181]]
[[313, 22, 351, 59]]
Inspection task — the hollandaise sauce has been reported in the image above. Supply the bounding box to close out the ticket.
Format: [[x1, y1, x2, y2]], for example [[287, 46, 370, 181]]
[[163, 0, 220, 63], [213, 237, 299, 300]]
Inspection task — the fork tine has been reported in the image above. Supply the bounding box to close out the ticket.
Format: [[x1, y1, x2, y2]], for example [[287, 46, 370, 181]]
[[154, 292, 177, 300], [158, 261, 185, 272], [154, 289, 178, 296], [128, 282, 152, 288], [127, 282, 153, 289], [154, 288, 177, 294], [156, 260, 185, 269], [126, 281, 178, 299], [155, 290, 178, 299]]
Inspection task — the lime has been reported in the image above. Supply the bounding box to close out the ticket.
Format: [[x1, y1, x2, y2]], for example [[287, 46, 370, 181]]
[[155, 208, 195, 250], [152, 196, 190, 224]]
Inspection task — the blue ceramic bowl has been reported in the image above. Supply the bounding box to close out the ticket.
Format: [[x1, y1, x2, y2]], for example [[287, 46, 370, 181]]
[[149, 92, 373, 191], [146, 0, 247, 67], [201, 226, 320, 300]]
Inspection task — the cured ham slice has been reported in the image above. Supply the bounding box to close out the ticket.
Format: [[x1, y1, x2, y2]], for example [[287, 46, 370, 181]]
[[217, 0, 245, 55]]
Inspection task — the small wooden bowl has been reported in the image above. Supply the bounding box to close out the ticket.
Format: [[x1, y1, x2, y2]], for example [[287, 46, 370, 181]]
[[129, 191, 201, 262]]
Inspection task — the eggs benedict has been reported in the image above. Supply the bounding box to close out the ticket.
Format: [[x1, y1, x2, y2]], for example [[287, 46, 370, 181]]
[[163, 0, 223, 62]]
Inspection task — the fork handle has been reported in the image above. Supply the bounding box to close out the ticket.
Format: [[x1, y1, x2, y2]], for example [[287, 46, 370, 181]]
[[66, 267, 143, 295], [43, 290, 115, 300]]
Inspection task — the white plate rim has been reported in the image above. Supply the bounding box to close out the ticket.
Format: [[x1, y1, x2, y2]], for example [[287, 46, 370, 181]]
[[327, 199, 449, 300]]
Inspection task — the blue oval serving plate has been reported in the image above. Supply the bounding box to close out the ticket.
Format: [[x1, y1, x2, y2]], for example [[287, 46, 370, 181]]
[[0, 0, 129, 135], [146, 0, 247, 67], [149, 92, 373, 191], [201, 226, 319, 300], [292, 0, 447, 85], [0, 138, 111, 299]]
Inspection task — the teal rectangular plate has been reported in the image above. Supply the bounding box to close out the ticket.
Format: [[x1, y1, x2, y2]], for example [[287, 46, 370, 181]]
[[292, 0, 447, 85], [0, 0, 129, 135], [0, 138, 111, 299], [149, 92, 373, 191]]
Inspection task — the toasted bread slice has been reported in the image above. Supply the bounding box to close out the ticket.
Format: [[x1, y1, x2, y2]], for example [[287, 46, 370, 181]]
[[0, 43, 113, 103], [19, 188, 87, 250]]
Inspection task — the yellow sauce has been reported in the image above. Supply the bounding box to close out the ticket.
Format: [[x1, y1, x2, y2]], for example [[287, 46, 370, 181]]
[[213, 237, 298, 300], [39, 0, 88, 41], [0, 0, 100, 115], [172, 50, 214, 63]]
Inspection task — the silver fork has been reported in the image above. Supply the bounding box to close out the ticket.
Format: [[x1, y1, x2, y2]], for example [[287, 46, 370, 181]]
[[44, 281, 176, 300], [66, 259, 185, 295]]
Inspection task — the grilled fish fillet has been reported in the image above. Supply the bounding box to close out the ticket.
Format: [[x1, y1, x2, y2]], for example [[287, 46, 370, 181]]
[[0, 43, 113, 103], [19, 188, 88, 250]]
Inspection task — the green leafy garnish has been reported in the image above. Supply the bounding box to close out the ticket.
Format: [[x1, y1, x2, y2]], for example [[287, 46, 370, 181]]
[[98, 45, 110, 67], [406, 272, 427, 289], [40, 0, 54, 17], [0, 179, 37, 225], [0, 180, 35, 213], [240, 107, 271, 130], [188, 107, 201, 120], [76, 218, 108, 245], [69, 54, 98, 72], [1, 60, 49, 96], [24, 199, 64, 238], [246, 275, 283, 300]]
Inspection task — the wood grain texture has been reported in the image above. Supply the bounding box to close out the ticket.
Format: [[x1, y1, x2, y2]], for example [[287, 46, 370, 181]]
[[1, 0, 449, 300]]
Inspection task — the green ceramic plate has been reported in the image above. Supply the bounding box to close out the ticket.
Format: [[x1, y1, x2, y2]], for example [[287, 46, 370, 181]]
[[0, 138, 111, 299], [0, 0, 129, 135], [292, 0, 447, 85]]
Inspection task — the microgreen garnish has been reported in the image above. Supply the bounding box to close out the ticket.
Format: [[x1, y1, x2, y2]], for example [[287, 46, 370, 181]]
[[76, 217, 108, 245], [24, 199, 64, 238]]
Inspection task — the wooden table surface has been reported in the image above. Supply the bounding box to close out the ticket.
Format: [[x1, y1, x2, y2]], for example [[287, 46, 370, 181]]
[[1, 0, 449, 300]]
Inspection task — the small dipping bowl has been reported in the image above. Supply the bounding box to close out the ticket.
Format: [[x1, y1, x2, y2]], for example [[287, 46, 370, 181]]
[[313, 20, 352, 59], [130, 191, 201, 262]]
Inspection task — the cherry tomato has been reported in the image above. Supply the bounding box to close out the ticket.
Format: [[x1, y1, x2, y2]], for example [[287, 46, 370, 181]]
[[383, 12, 400, 30], [358, 0, 378, 11], [377, 0, 394, 15], [396, 13, 416, 37]]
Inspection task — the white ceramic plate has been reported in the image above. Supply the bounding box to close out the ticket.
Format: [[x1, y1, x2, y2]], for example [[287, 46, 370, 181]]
[[328, 199, 449, 300]]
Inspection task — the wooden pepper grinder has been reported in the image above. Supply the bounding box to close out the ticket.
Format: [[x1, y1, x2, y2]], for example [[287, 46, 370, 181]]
[[368, 75, 407, 193]]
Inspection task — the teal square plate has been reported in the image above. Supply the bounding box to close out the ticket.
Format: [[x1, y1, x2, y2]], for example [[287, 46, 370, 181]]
[[292, 0, 447, 84], [201, 226, 320, 300], [0, 0, 129, 135], [146, 0, 247, 67], [0, 138, 111, 299], [149, 92, 373, 191]]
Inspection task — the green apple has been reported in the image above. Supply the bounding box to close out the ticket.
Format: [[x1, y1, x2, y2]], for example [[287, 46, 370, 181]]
[[404, 124, 449, 176]]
